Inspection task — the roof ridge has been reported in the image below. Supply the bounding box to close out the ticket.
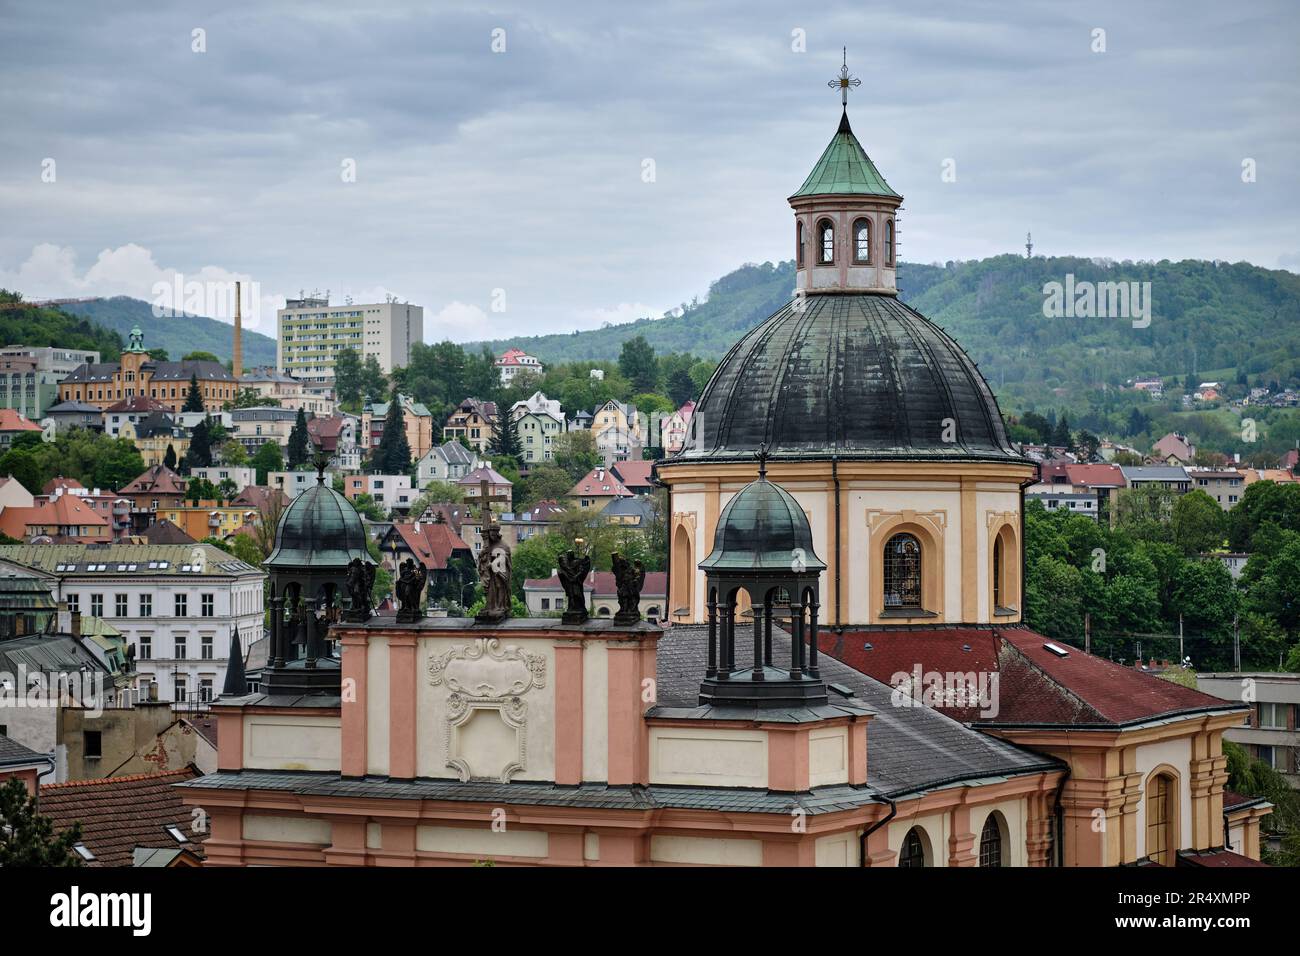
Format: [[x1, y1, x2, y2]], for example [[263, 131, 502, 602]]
[[41, 767, 196, 790]]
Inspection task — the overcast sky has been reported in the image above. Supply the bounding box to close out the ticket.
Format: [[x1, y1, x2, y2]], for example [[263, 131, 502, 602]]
[[1, 0, 1296, 343]]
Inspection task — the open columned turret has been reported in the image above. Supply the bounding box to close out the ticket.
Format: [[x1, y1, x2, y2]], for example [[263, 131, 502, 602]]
[[697, 453, 829, 708]]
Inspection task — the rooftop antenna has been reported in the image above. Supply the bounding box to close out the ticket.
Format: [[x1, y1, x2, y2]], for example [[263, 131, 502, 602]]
[[1026, 232, 1034, 258]]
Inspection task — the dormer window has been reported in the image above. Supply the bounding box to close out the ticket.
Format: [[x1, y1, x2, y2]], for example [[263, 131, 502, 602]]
[[818, 219, 835, 264], [853, 218, 871, 264]]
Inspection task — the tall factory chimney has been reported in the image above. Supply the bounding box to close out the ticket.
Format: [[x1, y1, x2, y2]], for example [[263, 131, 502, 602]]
[[233, 280, 244, 380]]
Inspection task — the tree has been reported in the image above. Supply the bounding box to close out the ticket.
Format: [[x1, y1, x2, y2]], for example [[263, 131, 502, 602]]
[[185, 418, 214, 471], [0, 778, 84, 866], [287, 407, 311, 469], [92, 438, 146, 491], [520, 463, 573, 507], [1050, 413, 1072, 449], [407, 482, 464, 520], [487, 412, 521, 463], [183, 372, 204, 413], [163, 443, 178, 471], [250, 490, 287, 560], [552, 430, 601, 481], [376, 392, 411, 473], [251, 441, 283, 485], [618, 335, 659, 393], [1171, 489, 1227, 555], [224, 387, 276, 410], [182, 351, 221, 363], [361, 355, 388, 405], [334, 347, 363, 409], [220, 439, 249, 466], [351, 492, 386, 521], [667, 368, 695, 406], [146, 347, 169, 362]]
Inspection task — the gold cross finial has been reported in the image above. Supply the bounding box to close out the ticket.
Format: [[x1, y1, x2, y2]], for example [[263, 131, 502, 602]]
[[828, 46, 861, 107]]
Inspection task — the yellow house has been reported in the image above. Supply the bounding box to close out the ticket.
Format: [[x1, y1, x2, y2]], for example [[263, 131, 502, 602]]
[[157, 501, 259, 540], [121, 414, 190, 467]]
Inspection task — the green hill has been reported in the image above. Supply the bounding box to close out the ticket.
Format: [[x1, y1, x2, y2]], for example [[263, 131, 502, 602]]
[[0, 290, 124, 358], [65, 296, 277, 368], [479, 256, 1300, 409]]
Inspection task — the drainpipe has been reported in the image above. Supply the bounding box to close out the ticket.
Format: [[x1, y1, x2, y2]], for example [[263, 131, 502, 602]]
[[832, 455, 841, 629], [858, 796, 896, 867], [1052, 764, 1071, 867]]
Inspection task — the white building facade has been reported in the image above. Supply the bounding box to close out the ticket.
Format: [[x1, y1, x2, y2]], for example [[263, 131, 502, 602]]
[[277, 297, 424, 385]]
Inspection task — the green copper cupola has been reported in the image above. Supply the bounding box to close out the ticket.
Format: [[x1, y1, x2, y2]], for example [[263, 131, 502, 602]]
[[789, 50, 902, 296]]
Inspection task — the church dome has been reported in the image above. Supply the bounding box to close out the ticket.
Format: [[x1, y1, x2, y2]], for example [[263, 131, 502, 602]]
[[699, 470, 826, 574], [677, 293, 1023, 465], [265, 473, 370, 570]]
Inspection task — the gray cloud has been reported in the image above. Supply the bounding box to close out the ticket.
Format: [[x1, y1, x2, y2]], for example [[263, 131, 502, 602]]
[[0, 0, 1295, 342]]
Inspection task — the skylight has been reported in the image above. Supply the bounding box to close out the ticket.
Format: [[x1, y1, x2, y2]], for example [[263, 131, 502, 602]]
[[1043, 642, 1070, 658], [73, 843, 96, 861], [165, 825, 187, 843]]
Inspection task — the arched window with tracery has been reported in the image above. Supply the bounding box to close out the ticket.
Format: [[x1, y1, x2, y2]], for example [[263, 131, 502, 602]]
[[979, 814, 1004, 867], [884, 533, 922, 609], [853, 217, 871, 264], [898, 827, 927, 868], [818, 219, 835, 264]]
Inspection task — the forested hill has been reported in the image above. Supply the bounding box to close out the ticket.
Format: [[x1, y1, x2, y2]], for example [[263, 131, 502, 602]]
[[64, 296, 278, 367], [478, 256, 1300, 408], [0, 290, 124, 358]]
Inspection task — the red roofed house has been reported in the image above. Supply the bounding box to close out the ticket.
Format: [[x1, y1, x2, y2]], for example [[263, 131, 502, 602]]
[[494, 347, 544, 385], [0, 493, 111, 542], [610, 459, 654, 495], [379, 519, 474, 602], [0, 407, 42, 451], [567, 466, 630, 513], [523, 569, 668, 621], [118, 463, 188, 514]]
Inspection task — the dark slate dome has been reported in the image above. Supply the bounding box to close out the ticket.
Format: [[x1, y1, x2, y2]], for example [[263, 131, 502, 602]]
[[677, 294, 1024, 464], [699, 473, 826, 574], [265, 474, 371, 570]]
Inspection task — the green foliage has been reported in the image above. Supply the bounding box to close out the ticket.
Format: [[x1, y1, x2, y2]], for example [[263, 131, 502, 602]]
[[0, 290, 123, 359], [0, 429, 144, 494], [519, 463, 573, 508], [184, 418, 214, 470], [618, 335, 659, 392], [182, 350, 221, 363], [287, 408, 310, 469], [0, 778, 84, 867], [224, 387, 275, 410], [375, 391, 411, 473], [551, 430, 601, 481], [251, 441, 283, 485], [1171, 489, 1227, 555], [487, 413, 521, 462], [163, 443, 178, 471], [183, 372, 204, 413], [334, 348, 363, 409], [351, 492, 386, 521], [220, 439, 249, 467]]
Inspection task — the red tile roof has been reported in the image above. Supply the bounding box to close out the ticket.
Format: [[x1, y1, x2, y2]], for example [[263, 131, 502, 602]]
[[611, 460, 654, 490], [0, 496, 110, 540], [818, 626, 1245, 727], [569, 467, 630, 498], [390, 521, 472, 570], [1064, 463, 1124, 487], [120, 464, 187, 496], [40, 767, 204, 867], [0, 408, 41, 432], [1177, 849, 1270, 868], [43, 476, 85, 495], [103, 395, 169, 415]]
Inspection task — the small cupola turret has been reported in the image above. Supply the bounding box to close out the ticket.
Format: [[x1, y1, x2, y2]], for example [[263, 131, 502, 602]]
[[789, 49, 902, 296]]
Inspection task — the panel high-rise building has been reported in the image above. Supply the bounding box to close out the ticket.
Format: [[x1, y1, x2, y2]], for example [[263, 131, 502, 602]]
[[276, 296, 423, 386]]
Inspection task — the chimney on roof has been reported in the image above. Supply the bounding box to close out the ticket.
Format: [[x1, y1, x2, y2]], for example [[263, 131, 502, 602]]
[[69, 609, 81, 638], [232, 280, 243, 381]]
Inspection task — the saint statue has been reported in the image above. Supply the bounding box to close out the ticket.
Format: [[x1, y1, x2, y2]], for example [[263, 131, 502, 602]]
[[475, 527, 513, 623], [396, 558, 428, 624], [344, 557, 375, 622], [557, 548, 591, 624], [611, 551, 646, 625]]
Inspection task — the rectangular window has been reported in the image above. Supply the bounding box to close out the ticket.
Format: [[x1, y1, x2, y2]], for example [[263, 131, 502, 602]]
[[84, 730, 102, 759], [67, 594, 79, 614], [175, 594, 188, 617], [201, 594, 214, 617], [1259, 702, 1286, 730], [201, 635, 213, 660], [140, 594, 152, 617], [199, 679, 214, 703], [90, 594, 103, 617], [174, 676, 188, 702], [139, 636, 152, 660], [175, 635, 187, 659], [115, 593, 128, 617]]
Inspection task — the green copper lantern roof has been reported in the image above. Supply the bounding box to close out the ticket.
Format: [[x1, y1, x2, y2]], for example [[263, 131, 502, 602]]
[[791, 110, 898, 199], [699, 464, 826, 575], [264, 470, 370, 571]]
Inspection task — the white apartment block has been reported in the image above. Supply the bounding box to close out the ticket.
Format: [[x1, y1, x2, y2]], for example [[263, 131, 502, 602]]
[[0, 544, 266, 705], [277, 297, 424, 385], [191, 466, 257, 492]]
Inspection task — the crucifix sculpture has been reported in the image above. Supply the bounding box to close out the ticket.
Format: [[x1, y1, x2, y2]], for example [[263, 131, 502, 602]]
[[473, 476, 512, 533], [828, 47, 861, 107]]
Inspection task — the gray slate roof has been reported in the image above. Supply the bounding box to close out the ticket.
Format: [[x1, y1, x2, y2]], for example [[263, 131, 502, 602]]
[[657, 626, 1061, 798], [1120, 466, 1190, 481], [0, 732, 47, 768]]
